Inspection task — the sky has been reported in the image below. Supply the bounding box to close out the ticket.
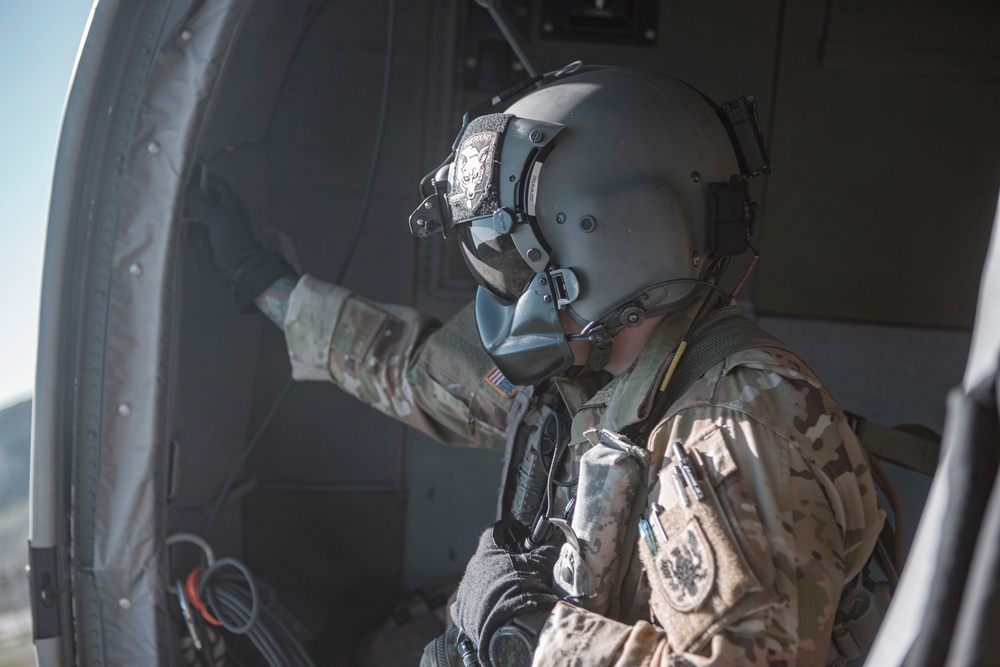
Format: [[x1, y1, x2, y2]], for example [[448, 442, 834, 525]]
[[0, 1, 95, 411]]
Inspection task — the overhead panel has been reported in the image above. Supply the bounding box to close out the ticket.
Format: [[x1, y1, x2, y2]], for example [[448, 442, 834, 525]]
[[539, 0, 660, 46]]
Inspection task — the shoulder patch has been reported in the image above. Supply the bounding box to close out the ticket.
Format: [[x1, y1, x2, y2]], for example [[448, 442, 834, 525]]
[[660, 517, 715, 612], [485, 366, 518, 399]]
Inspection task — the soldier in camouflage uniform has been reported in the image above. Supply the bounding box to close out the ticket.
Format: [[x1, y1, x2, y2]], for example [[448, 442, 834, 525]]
[[188, 67, 884, 666]]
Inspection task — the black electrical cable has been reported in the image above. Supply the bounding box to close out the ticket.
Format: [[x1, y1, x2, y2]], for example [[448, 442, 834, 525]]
[[166, 537, 289, 666], [528, 414, 570, 546], [205, 376, 293, 538], [198, 558, 319, 667], [335, 0, 396, 284], [202, 0, 333, 166], [201, 559, 260, 635]]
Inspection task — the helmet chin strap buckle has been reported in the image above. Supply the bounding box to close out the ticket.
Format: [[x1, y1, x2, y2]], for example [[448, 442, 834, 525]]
[[572, 321, 616, 349], [572, 300, 649, 349]]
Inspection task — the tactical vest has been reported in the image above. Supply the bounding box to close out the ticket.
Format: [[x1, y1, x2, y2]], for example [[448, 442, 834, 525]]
[[498, 306, 930, 664]]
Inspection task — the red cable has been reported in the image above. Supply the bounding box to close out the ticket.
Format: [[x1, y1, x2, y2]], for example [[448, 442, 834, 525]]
[[185, 567, 222, 626]]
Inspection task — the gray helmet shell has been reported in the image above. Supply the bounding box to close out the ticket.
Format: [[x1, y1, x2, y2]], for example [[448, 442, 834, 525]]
[[506, 67, 739, 326]]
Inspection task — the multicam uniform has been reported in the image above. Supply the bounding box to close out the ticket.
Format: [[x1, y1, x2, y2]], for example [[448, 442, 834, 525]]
[[282, 274, 884, 666]]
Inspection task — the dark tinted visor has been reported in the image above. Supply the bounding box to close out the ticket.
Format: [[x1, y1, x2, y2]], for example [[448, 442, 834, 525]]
[[457, 217, 536, 303]]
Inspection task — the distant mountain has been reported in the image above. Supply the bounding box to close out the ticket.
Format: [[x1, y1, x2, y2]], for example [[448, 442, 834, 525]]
[[0, 400, 30, 611], [0, 400, 30, 509]]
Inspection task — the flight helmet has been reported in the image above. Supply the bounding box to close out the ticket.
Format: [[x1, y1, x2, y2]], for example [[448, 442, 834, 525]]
[[410, 66, 769, 385]]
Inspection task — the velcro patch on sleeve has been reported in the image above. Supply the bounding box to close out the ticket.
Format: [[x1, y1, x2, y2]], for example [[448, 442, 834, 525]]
[[637, 430, 780, 654], [485, 366, 519, 399]]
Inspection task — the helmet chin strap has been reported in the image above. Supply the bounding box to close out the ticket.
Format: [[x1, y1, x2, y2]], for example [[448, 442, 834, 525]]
[[563, 311, 629, 375], [565, 303, 646, 353], [567, 275, 732, 350], [578, 340, 613, 374], [557, 274, 737, 378]]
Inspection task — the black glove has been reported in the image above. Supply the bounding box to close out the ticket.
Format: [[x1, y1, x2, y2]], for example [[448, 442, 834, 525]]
[[185, 171, 295, 311], [450, 520, 561, 666]]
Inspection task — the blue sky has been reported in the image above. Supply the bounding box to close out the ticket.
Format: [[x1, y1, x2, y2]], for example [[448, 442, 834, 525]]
[[0, 1, 94, 411]]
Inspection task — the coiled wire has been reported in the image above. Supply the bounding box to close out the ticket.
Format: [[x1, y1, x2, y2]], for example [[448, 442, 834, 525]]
[[198, 558, 317, 667]]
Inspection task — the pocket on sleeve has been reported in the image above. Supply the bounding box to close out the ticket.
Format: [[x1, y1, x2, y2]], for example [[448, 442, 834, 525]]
[[637, 425, 780, 654]]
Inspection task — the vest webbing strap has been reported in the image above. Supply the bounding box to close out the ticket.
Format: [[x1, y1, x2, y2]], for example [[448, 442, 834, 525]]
[[846, 415, 940, 476], [628, 308, 788, 444], [662, 307, 789, 405]]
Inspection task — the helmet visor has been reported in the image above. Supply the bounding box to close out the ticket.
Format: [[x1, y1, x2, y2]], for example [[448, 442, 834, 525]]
[[457, 217, 536, 303]]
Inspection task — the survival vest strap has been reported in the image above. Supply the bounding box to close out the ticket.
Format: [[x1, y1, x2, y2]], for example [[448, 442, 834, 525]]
[[620, 308, 939, 665], [662, 307, 789, 404], [625, 306, 789, 446]]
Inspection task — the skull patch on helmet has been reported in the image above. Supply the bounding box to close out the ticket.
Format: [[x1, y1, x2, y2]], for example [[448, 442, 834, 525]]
[[452, 134, 495, 213]]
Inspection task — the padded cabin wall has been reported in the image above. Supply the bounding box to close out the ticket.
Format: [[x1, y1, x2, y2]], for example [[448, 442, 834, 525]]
[[252, 0, 421, 488], [167, 0, 503, 624], [167, 0, 322, 573], [167, 0, 427, 648], [243, 0, 503, 633], [242, 0, 412, 641]]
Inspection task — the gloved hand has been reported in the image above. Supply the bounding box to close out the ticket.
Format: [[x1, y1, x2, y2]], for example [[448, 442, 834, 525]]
[[449, 519, 561, 666], [185, 170, 295, 311]]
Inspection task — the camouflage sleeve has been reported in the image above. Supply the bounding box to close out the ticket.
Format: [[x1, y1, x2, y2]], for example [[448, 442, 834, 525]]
[[282, 275, 515, 451], [534, 353, 884, 666]]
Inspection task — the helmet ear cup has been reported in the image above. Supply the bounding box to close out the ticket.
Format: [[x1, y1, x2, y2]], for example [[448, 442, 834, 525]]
[[708, 178, 756, 260]]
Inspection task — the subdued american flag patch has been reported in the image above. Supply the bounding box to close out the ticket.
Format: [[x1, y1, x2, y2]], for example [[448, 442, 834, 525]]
[[484, 366, 518, 399]]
